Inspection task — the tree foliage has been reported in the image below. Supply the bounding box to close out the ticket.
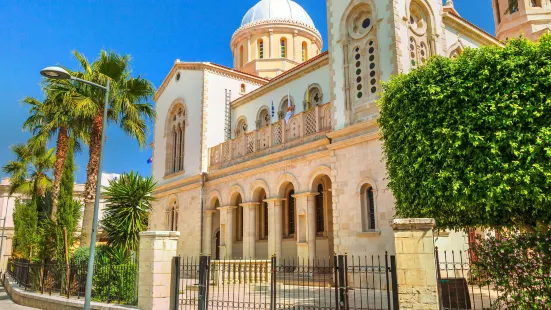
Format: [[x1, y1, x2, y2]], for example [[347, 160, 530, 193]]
[[100, 172, 155, 253], [378, 35, 551, 230], [12, 199, 40, 260], [471, 229, 551, 308]]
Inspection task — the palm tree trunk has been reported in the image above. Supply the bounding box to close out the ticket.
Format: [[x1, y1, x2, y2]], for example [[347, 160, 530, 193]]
[[51, 127, 69, 220], [81, 114, 104, 247]]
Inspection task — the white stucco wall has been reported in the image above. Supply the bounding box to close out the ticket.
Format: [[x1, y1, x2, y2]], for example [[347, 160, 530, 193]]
[[204, 72, 261, 151], [230, 64, 330, 139], [153, 69, 205, 186], [444, 25, 484, 54]]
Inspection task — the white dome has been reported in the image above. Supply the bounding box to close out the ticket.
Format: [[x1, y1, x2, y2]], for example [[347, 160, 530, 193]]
[[241, 0, 315, 28]]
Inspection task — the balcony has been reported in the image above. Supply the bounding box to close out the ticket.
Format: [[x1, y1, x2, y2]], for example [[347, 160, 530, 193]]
[[209, 102, 332, 169]]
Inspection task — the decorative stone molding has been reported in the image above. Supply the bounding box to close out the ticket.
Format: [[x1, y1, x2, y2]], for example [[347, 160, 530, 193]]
[[232, 19, 323, 44]]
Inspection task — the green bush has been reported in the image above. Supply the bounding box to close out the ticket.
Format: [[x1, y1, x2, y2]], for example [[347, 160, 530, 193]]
[[471, 227, 551, 309]]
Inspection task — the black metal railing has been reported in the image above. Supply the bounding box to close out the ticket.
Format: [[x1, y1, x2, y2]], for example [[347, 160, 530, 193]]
[[435, 249, 504, 310], [172, 253, 398, 310], [6, 258, 138, 305]]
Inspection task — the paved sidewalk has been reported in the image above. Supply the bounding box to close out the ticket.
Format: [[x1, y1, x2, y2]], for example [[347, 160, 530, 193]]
[[0, 285, 37, 309]]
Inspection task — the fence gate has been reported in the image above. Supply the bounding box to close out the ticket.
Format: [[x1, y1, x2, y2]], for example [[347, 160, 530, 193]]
[[171, 253, 399, 310]]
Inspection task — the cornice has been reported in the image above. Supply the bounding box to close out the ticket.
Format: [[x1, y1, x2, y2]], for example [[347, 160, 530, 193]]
[[153, 173, 202, 197], [231, 53, 329, 108], [326, 119, 378, 140], [154, 62, 268, 102], [442, 13, 503, 47], [232, 19, 322, 45]]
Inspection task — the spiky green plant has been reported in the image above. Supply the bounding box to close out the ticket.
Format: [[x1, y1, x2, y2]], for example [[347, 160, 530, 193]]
[[100, 171, 156, 254]]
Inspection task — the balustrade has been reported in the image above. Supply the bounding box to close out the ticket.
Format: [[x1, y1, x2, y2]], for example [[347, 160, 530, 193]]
[[209, 102, 332, 169]]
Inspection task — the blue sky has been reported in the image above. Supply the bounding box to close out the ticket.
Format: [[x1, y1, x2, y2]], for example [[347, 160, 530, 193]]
[[0, 0, 495, 183]]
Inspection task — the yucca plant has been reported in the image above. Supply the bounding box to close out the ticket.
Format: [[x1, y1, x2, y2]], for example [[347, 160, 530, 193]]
[[100, 172, 156, 254]]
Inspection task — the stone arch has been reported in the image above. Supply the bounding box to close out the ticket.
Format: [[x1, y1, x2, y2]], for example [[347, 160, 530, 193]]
[[278, 95, 295, 120], [447, 40, 464, 58], [255, 105, 271, 129], [228, 184, 246, 205], [276, 173, 300, 197], [207, 190, 223, 209], [250, 179, 271, 201], [307, 165, 333, 192], [406, 0, 438, 63], [164, 98, 188, 137], [167, 194, 179, 210], [356, 178, 379, 196], [338, 0, 379, 41], [235, 115, 248, 137], [303, 83, 324, 108]]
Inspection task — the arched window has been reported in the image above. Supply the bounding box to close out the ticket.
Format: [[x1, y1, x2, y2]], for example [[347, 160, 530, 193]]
[[278, 96, 294, 120], [234, 195, 243, 241], [495, 0, 501, 23], [240, 45, 244, 67], [361, 184, 376, 231], [166, 102, 186, 175], [408, 1, 432, 68], [257, 190, 268, 240], [240, 83, 246, 94], [280, 38, 287, 58], [258, 39, 264, 59], [531, 0, 541, 7], [287, 189, 295, 236], [510, 0, 519, 12], [315, 184, 325, 234], [302, 42, 308, 62], [256, 107, 271, 129], [305, 85, 323, 110], [235, 117, 247, 137], [346, 4, 379, 102], [166, 199, 179, 231]]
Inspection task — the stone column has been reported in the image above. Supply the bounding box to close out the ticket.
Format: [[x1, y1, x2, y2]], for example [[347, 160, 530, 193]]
[[247, 35, 252, 63], [293, 192, 318, 260], [265, 198, 284, 258], [220, 206, 236, 259], [138, 231, 180, 310], [293, 31, 298, 61], [203, 210, 216, 256], [269, 29, 273, 58], [392, 218, 440, 309], [241, 202, 259, 258]]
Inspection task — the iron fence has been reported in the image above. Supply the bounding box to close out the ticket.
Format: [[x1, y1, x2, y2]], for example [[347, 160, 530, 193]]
[[172, 253, 398, 310], [435, 249, 505, 310], [6, 258, 138, 305]]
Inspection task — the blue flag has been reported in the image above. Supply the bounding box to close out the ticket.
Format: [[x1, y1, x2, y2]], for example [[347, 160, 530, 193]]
[[271, 100, 275, 118]]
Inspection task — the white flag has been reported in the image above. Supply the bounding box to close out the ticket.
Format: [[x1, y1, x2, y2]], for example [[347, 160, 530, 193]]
[[284, 90, 292, 124]]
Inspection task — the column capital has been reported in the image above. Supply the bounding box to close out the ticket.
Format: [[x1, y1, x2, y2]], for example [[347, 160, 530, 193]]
[[240, 202, 260, 208], [218, 205, 237, 210], [392, 218, 435, 231], [292, 192, 319, 198], [204, 209, 217, 214], [264, 198, 286, 203]]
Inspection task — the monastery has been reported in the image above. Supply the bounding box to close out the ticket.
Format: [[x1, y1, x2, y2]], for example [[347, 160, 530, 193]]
[[148, 0, 551, 259]]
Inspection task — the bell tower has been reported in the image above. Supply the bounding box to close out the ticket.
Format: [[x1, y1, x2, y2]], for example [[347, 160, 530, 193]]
[[493, 0, 551, 42]]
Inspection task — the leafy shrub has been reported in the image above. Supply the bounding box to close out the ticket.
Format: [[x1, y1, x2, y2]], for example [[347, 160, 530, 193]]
[[471, 227, 551, 309]]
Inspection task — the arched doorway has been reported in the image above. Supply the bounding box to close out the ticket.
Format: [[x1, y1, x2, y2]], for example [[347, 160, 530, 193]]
[[215, 230, 220, 260], [311, 174, 334, 257], [277, 180, 298, 258], [253, 188, 269, 258]]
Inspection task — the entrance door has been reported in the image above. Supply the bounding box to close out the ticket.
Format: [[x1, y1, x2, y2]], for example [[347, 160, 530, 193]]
[[215, 230, 220, 260]]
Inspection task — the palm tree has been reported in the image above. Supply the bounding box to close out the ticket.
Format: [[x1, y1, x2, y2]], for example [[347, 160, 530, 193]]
[[2, 144, 55, 200], [49, 50, 155, 247], [100, 172, 155, 253], [22, 94, 86, 218]]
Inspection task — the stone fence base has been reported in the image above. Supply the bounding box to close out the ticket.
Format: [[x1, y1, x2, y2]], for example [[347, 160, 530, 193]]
[[2, 273, 133, 310]]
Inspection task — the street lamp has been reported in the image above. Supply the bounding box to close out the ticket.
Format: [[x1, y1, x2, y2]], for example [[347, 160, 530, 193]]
[[41, 66, 110, 310]]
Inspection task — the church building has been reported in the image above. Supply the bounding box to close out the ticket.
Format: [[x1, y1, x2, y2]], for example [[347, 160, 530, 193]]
[[148, 0, 551, 259]]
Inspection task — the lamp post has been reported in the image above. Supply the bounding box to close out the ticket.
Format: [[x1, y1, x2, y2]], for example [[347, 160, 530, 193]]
[[41, 66, 109, 310]]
